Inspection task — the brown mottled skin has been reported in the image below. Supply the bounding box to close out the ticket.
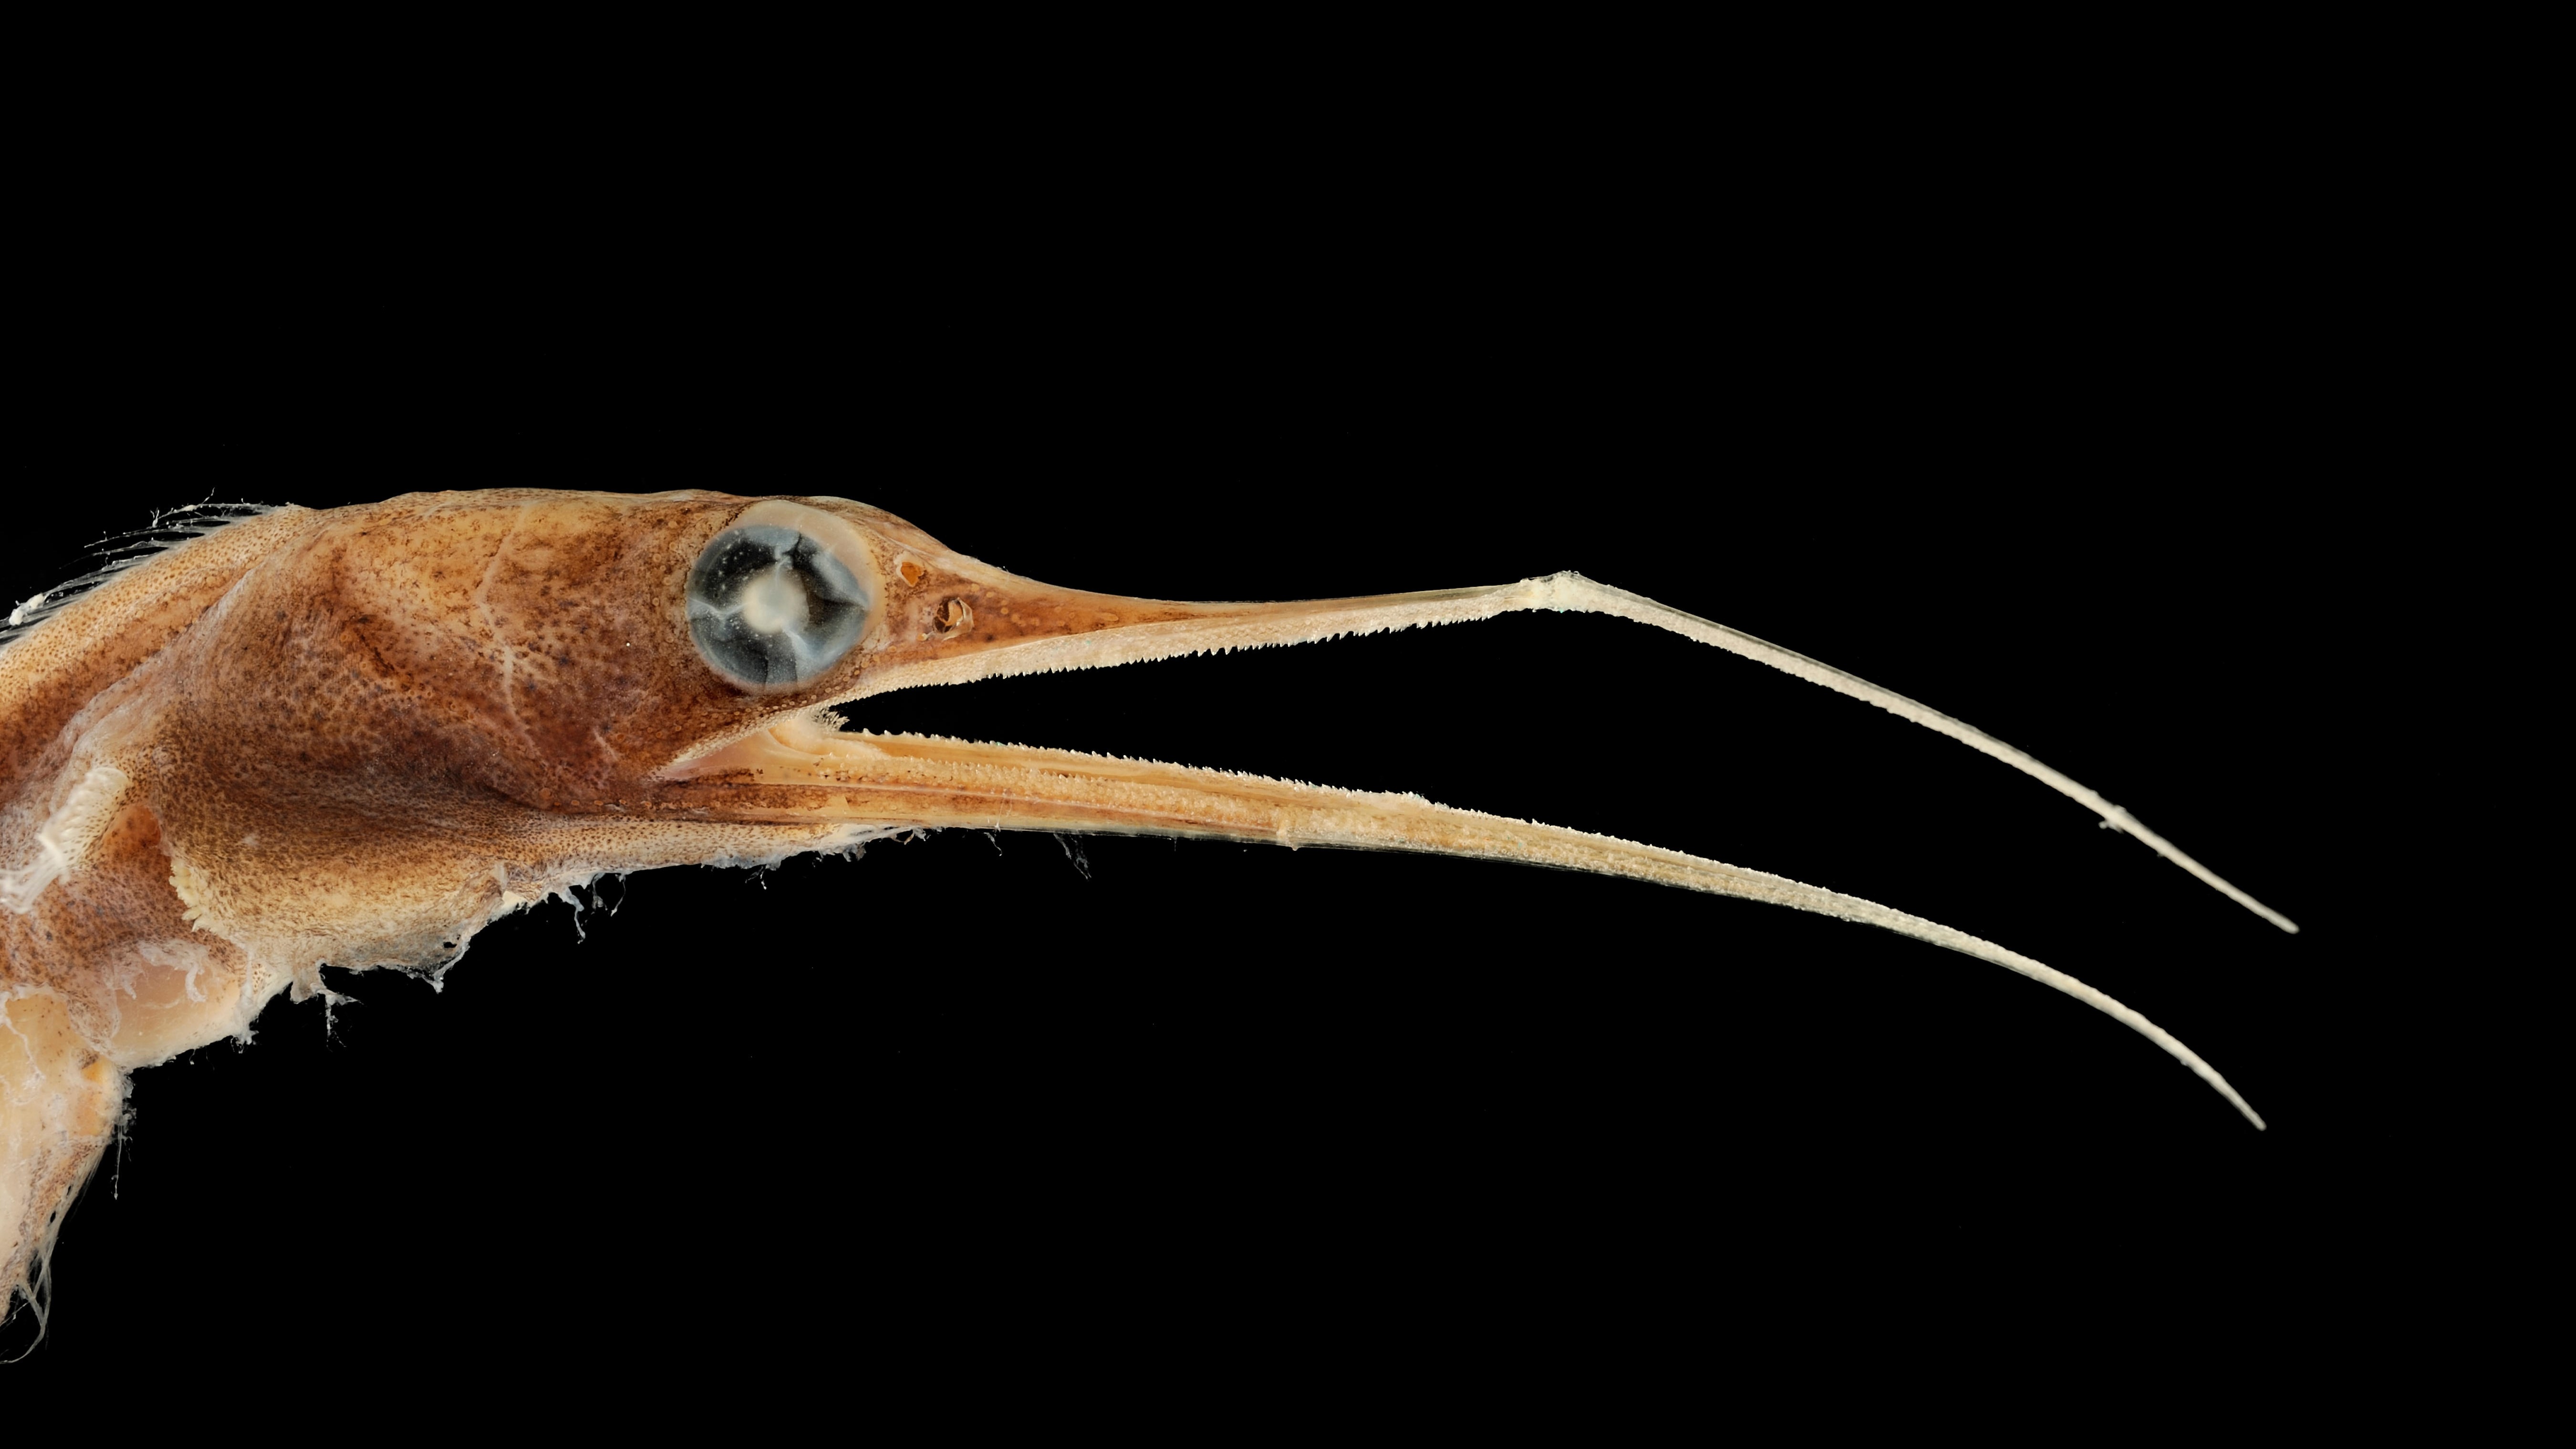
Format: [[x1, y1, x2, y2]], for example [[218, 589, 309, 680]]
[[4, 488, 1660, 1312], [3, 488, 2280, 1326], [0, 489, 1246, 1312]]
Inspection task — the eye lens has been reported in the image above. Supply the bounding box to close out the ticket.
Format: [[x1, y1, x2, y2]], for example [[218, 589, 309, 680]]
[[687, 523, 871, 688]]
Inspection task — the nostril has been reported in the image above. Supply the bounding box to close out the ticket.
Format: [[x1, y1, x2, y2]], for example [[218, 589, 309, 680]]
[[934, 598, 973, 633]]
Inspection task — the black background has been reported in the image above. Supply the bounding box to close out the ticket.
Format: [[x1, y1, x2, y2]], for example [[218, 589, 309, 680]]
[[5, 99, 2444, 1393]]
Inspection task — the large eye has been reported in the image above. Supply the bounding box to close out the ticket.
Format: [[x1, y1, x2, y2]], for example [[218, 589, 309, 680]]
[[687, 504, 876, 689]]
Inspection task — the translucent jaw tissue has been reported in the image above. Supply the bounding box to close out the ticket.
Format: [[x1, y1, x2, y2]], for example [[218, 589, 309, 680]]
[[0, 489, 2293, 1347]]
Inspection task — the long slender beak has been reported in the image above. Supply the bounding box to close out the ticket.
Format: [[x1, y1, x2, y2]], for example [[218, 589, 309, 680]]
[[729, 559, 2297, 934], [658, 715, 2266, 1129], [639, 560, 2282, 1130]]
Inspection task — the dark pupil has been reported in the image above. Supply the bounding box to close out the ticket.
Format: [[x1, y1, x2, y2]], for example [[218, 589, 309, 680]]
[[687, 525, 870, 686]]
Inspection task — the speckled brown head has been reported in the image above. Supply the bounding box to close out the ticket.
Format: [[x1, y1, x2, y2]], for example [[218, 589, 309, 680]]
[[1, 488, 2291, 1337]]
